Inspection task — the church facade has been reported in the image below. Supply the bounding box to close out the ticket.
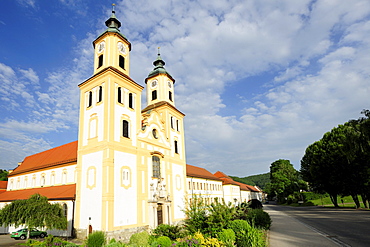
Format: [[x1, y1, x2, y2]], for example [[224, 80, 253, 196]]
[[0, 9, 263, 240]]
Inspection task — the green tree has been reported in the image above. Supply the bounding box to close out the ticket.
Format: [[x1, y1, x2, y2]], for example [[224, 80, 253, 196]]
[[301, 110, 370, 208], [0, 194, 67, 238], [0, 169, 8, 181], [269, 159, 303, 203]]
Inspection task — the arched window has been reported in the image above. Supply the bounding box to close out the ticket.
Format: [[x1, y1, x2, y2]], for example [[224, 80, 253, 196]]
[[119, 55, 125, 69], [98, 86, 102, 103], [88, 91, 92, 107], [176, 120, 179, 131], [169, 91, 172, 101], [152, 156, 161, 178], [117, 87, 123, 103], [98, 54, 103, 68], [171, 117, 174, 129], [41, 175, 45, 187], [152, 90, 157, 101], [129, 93, 133, 109], [122, 120, 129, 138]]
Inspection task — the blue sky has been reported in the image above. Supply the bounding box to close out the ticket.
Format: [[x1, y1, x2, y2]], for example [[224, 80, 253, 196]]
[[1, 0, 370, 176]]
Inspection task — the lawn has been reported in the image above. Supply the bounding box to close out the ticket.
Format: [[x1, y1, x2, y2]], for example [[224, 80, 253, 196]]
[[310, 195, 368, 208]]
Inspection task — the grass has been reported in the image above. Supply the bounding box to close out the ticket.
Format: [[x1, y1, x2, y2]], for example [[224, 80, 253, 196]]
[[310, 195, 368, 208]]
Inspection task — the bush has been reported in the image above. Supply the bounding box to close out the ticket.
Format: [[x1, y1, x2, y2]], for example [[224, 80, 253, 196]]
[[217, 228, 235, 247], [246, 209, 271, 230], [193, 231, 224, 247], [85, 231, 106, 247], [152, 236, 172, 247], [172, 236, 200, 247], [228, 220, 265, 247], [248, 199, 263, 209], [152, 224, 185, 240], [183, 196, 209, 234], [129, 231, 150, 246]]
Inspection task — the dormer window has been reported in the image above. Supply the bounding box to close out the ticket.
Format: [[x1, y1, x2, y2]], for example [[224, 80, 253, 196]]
[[98, 55, 103, 68]]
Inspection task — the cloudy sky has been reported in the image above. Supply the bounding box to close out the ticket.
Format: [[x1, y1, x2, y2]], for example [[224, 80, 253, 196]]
[[1, 0, 369, 176]]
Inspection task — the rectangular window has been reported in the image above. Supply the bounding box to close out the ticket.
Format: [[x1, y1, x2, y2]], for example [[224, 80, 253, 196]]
[[152, 156, 161, 178], [152, 90, 157, 101], [88, 91, 92, 107], [118, 87, 123, 103], [129, 93, 133, 108], [98, 55, 103, 68], [169, 91, 172, 101], [174, 140, 178, 154], [123, 120, 129, 138], [119, 55, 125, 69], [98, 86, 102, 103]]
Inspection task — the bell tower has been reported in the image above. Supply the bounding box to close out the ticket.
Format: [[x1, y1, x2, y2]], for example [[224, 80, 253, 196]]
[[145, 49, 176, 106], [93, 4, 131, 76]]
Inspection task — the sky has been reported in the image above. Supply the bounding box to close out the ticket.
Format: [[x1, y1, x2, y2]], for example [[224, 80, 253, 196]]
[[0, 0, 370, 176]]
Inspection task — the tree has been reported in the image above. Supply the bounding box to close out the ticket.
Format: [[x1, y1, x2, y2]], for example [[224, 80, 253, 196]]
[[269, 159, 303, 203], [0, 169, 8, 181], [301, 110, 370, 208], [0, 194, 67, 238]]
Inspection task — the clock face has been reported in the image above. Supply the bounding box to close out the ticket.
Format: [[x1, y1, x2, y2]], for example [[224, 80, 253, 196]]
[[98, 41, 105, 53], [117, 42, 126, 55], [151, 80, 157, 88], [168, 81, 172, 88]]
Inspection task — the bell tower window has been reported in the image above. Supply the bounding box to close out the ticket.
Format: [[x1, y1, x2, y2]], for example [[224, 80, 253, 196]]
[[129, 93, 133, 108], [152, 90, 157, 101], [98, 86, 102, 103], [174, 140, 179, 154], [118, 87, 123, 104], [169, 91, 172, 101], [88, 91, 93, 107], [122, 120, 129, 138], [98, 55, 103, 68], [119, 55, 125, 70]]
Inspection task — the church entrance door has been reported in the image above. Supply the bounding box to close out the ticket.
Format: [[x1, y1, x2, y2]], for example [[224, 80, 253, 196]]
[[157, 204, 163, 225]]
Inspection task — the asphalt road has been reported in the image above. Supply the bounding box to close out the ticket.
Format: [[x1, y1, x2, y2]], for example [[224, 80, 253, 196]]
[[0, 234, 26, 247], [264, 203, 370, 247]]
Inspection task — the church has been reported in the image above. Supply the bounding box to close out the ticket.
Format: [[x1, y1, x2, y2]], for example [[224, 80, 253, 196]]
[[0, 9, 263, 240]]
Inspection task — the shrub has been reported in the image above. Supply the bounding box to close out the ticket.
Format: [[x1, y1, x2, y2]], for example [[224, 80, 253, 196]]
[[206, 200, 235, 236], [228, 219, 265, 247], [129, 231, 150, 246], [152, 224, 185, 240], [193, 231, 225, 247], [217, 228, 235, 247], [153, 236, 172, 247], [85, 231, 106, 247], [248, 199, 263, 209], [246, 209, 271, 230], [234, 202, 249, 220], [183, 196, 209, 234], [172, 236, 200, 247]]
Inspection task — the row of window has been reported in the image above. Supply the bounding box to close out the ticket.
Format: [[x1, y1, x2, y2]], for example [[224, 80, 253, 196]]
[[188, 181, 222, 191], [170, 116, 180, 131], [151, 90, 173, 102], [87, 86, 135, 109], [97, 54, 126, 70], [189, 197, 223, 205], [9, 171, 68, 190]]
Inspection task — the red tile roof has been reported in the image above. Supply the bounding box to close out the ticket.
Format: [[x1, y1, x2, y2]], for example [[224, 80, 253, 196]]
[[186, 164, 222, 181], [0, 184, 76, 202], [0, 181, 7, 190], [214, 171, 240, 186], [9, 141, 78, 177], [234, 181, 251, 191]]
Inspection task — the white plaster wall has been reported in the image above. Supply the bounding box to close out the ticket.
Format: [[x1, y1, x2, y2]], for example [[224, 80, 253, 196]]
[[114, 88, 137, 146], [82, 86, 105, 146], [186, 177, 223, 201], [7, 165, 77, 191], [79, 151, 103, 230], [172, 163, 185, 219], [113, 151, 137, 227]]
